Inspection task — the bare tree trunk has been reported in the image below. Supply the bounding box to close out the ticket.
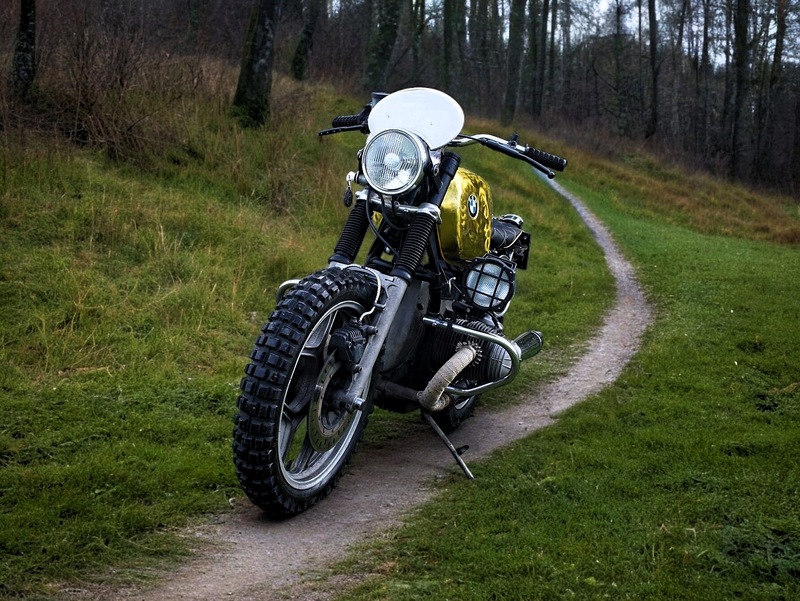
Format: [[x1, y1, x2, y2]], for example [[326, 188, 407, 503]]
[[548, 0, 557, 104], [442, 0, 465, 96], [696, 0, 711, 153], [292, 0, 325, 80], [411, 0, 425, 81], [561, 0, 572, 110], [637, 0, 644, 125], [363, 0, 403, 91], [9, 0, 37, 99], [731, 0, 750, 178], [721, 0, 735, 153], [534, 0, 549, 117], [233, 0, 282, 127], [502, 0, 527, 125], [770, 0, 786, 88], [613, 0, 627, 134], [646, 0, 658, 137], [187, 0, 200, 50], [522, 0, 540, 116], [669, 0, 688, 138], [793, 93, 800, 197], [758, 0, 788, 183]]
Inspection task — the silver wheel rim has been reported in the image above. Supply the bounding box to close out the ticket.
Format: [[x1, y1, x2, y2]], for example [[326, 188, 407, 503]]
[[277, 299, 367, 491]]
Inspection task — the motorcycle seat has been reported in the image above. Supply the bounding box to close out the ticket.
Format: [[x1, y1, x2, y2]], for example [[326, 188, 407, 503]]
[[490, 218, 524, 251]]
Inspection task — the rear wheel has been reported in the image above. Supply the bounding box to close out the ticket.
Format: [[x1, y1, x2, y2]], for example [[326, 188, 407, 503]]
[[233, 267, 377, 517]]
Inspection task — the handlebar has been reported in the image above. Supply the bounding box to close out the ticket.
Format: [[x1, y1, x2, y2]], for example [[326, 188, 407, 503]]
[[319, 100, 568, 178], [449, 134, 567, 179], [331, 114, 366, 129], [319, 112, 369, 136], [522, 146, 568, 172], [321, 92, 388, 136]]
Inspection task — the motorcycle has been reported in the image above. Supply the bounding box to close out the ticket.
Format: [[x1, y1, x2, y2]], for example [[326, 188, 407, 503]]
[[233, 88, 567, 517]]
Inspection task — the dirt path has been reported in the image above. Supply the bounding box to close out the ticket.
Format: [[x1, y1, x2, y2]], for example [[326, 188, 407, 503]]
[[67, 181, 652, 600]]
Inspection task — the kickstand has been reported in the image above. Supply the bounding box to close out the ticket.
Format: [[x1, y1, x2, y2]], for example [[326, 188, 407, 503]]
[[422, 413, 475, 480]]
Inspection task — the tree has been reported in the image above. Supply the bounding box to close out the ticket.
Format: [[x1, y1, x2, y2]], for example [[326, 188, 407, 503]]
[[467, 0, 500, 113], [731, 0, 750, 178], [560, 0, 572, 109], [503, 0, 527, 124], [441, 0, 466, 96], [522, 0, 541, 116], [695, 0, 712, 152], [233, 0, 282, 127], [187, 0, 201, 50], [646, 0, 658, 137], [411, 0, 426, 82], [292, 0, 325, 80], [548, 0, 558, 100], [362, 0, 404, 91], [8, 0, 37, 99], [534, 0, 550, 117]]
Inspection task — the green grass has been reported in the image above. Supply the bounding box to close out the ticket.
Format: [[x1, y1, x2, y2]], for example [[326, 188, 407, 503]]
[[0, 81, 613, 597], [329, 148, 800, 599], [5, 76, 797, 599]]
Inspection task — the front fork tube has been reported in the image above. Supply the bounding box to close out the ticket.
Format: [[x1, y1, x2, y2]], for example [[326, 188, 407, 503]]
[[341, 273, 408, 413], [328, 196, 370, 265]]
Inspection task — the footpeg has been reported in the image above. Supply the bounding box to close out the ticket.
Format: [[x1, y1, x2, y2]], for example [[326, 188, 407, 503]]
[[514, 330, 543, 360]]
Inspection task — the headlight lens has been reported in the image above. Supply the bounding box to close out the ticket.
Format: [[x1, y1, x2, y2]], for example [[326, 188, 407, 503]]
[[463, 256, 516, 313], [362, 130, 428, 195]]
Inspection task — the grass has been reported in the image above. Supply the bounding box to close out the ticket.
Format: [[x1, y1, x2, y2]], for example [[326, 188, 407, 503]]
[[327, 147, 800, 599], [4, 75, 797, 599], [0, 80, 613, 598]]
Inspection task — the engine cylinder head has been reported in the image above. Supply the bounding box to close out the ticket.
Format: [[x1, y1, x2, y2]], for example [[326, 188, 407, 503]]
[[431, 319, 512, 384]]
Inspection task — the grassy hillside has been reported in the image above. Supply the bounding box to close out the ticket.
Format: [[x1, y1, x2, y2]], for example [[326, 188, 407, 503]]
[[0, 80, 614, 597], [334, 144, 800, 599]]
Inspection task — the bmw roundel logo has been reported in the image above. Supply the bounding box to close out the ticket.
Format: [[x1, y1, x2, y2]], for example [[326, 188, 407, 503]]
[[468, 194, 479, 219]]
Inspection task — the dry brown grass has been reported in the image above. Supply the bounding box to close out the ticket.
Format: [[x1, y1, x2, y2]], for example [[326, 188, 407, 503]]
[[564, 145, 800, 246]]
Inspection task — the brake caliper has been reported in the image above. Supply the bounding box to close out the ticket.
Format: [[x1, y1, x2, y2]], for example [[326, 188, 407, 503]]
[[329, 320, 377, 369]]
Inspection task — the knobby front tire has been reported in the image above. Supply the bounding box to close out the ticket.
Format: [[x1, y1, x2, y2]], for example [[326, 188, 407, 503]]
[[233, 267, 377, 518]]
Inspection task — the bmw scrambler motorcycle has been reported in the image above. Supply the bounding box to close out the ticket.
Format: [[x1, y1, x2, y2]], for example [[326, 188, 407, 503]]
[[233, 88, 567, 517]]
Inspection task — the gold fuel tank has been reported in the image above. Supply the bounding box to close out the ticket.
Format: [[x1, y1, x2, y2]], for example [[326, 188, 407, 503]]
[[437, 168, 493, 264]]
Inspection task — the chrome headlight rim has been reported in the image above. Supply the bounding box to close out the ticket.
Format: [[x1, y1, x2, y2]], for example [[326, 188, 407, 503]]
[[462, 256, 517, 313], [361, 129, 429, 196]]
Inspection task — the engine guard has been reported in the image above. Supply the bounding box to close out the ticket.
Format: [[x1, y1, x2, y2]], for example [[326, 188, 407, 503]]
[[421, 315, 543, 397]]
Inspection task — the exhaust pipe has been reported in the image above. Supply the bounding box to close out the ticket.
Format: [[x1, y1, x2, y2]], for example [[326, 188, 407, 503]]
[[417, 344, 478, 412], [385, 327, 543, 412], [514, 330, 543, 360]]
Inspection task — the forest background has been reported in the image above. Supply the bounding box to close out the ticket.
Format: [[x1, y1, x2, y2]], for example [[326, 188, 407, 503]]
[[3, 0, 800, 198]]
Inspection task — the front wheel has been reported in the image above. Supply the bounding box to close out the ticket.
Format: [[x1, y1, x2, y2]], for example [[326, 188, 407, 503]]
[[233, 267, 377, 517]]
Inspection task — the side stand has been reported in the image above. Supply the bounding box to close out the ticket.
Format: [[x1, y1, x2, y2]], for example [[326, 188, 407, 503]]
[[422, 413, 475, 480]]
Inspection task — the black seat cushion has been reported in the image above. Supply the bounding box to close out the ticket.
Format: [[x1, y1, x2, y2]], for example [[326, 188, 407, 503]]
[[490, 219, 523, 251]]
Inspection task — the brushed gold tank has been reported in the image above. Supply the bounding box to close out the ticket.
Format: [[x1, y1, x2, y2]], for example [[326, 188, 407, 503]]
[[438, 168, 493, 264]]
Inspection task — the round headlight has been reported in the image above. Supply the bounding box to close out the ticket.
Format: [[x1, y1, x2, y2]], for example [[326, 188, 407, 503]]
[[463, 256, 516, 313], [362, 130, 428, 195]]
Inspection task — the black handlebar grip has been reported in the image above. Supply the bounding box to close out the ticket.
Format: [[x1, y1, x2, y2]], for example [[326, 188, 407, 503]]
[[525, 147, 568, 172], [331, 114, 364, 128]]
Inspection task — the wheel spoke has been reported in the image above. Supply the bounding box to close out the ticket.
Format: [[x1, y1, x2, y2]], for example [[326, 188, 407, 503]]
[[279, 408, 307, 461], [284, 354, 317, 415], [290, 442, 317, 474], [303, 312, 338, 355]]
